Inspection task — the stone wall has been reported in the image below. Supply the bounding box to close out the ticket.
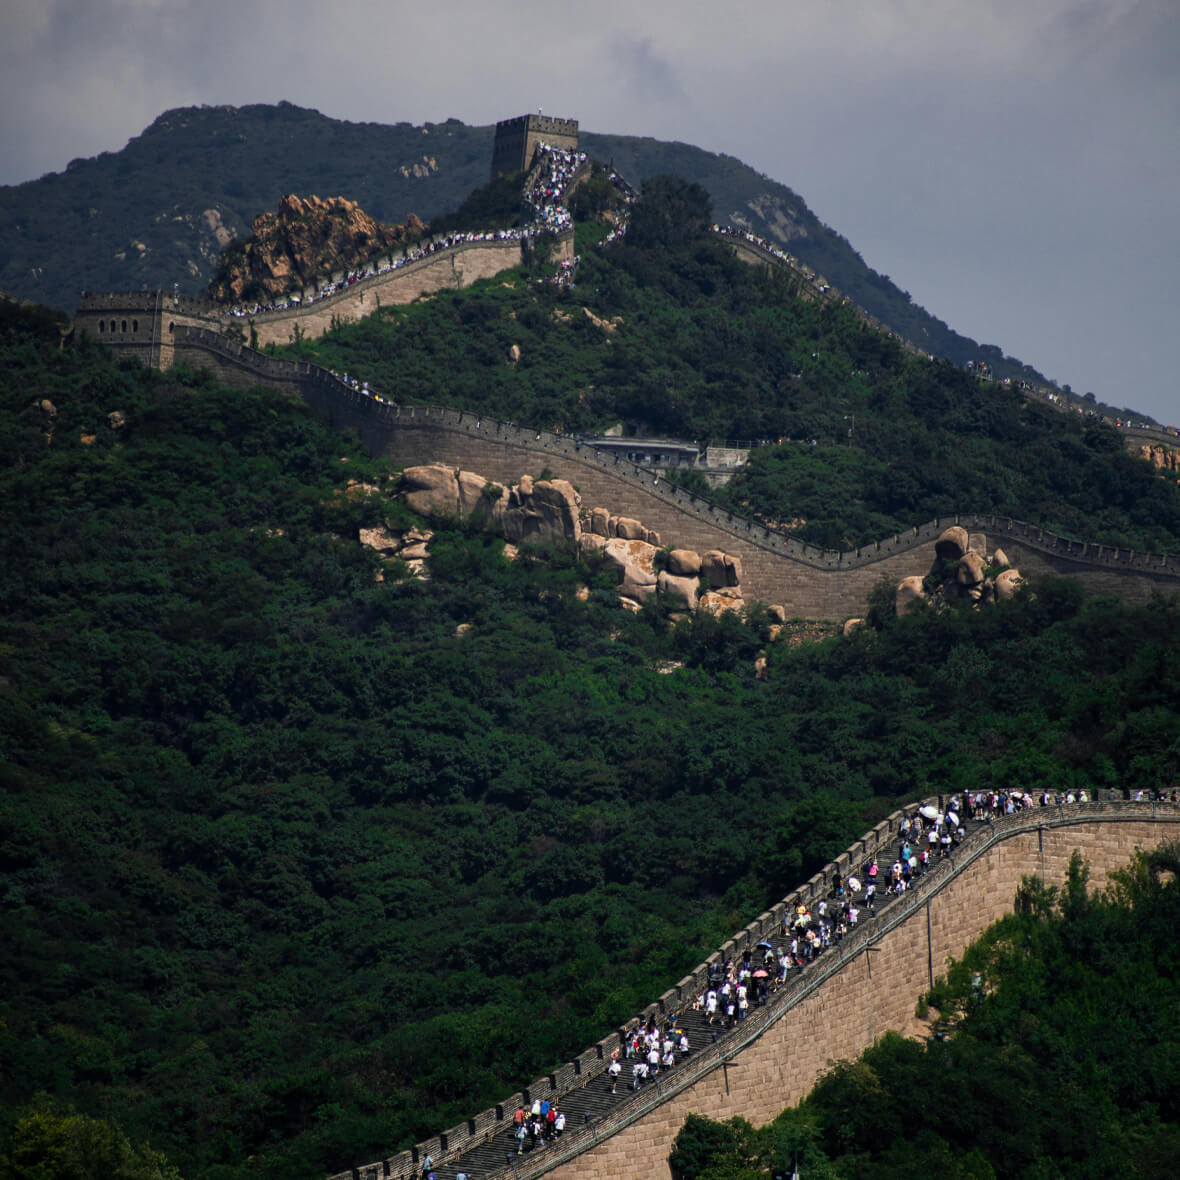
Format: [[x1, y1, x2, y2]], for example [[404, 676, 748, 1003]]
[[166, 329, 1180, 618], [328, 801, 1180, 1180], [248, 238, 527, 347]]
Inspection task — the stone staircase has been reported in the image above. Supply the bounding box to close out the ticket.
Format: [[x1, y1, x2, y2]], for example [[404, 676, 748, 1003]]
[[411, 820, 986, 1180]]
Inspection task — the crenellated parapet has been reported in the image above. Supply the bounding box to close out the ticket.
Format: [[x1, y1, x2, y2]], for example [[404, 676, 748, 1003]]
[[326, 797, 1180, 1180]]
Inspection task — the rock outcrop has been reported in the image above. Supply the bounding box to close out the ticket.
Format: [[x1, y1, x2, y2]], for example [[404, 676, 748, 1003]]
[[890, 532, 1025, 618], [208, 194, 423, 302], [1138, 443, 1180, 474], [391, 464, 803, 623], [400, 464, 581, 546]]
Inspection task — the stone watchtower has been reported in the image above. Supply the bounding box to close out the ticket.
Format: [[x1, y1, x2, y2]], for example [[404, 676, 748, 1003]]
[[490, 113, 579, 178]]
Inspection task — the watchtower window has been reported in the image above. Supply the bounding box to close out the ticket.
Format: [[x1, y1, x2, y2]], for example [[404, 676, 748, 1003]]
[[121, 320, 127, 332], [98, 320, 105, 333], [168, 322, 174, 333], [132, 319, 138, 332], [110, 320, 117, 333]]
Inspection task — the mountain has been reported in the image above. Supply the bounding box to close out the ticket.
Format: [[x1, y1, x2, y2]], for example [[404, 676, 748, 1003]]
[[1, 275, 1179, 1180], [1, 101, 1043, 381]]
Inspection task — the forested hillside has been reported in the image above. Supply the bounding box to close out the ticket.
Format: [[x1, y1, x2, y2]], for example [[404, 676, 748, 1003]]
[[670, 845, 1180, 1180], [282, 192, 1180, 554], [1, 299, 1179, 1179], [2, 102, 1043, 384]]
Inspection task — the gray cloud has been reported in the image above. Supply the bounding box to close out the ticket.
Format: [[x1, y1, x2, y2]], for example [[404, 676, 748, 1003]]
[[1, 0, 1176, 422]]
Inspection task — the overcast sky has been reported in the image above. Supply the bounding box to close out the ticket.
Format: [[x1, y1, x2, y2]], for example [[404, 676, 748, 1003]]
[[2, 0, 1177, 424]]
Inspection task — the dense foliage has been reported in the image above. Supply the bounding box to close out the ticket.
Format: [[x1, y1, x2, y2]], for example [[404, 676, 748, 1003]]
[[284, 213, 1180, 552], [669, 845, 1180, 1179], [1, 103, 1049, 388], [1, 301, 1178, 1180]]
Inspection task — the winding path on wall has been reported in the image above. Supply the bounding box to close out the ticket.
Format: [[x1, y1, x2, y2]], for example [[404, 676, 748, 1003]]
[[168, 324, 1180, 618], [328, 799, 1180, 1180]]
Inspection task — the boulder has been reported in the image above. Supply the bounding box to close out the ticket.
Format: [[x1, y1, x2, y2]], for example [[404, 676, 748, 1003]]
[[896, 576, 927, 617], [107, 410, 125, 430], [643, 528, 661, 547], [359, 526, 402, 554], [614, 516, 646, 540], [699, 591, 744, 617], [620, 572, 658, 603], [956, 551, 987, 586], [701, 550, 732, 589], [508, 343, 521, 364], [843, 617, 865, 637], [400, 542, 430, 560], [667, 548, 701, 577], [457, 469, 502, 519], [992, 547, 1010, 570], [589, 507, 611, 536], [935, 525, 969, 560], [994, 568, 1025, 601], [601, 537, 659, 583], [754, 654, 769, 680], [767, 604, 788, 624], [38, 399, 57, 416], [658, 571, 699, 610], [502, 478, 581, 545], [402, 464, 460, 517]]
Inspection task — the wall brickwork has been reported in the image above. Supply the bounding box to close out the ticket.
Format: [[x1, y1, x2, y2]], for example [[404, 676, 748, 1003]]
[[326, 803, 1180, 1180], [529, 811, 1180, 1180], [165, 331, 1180, 619], [249, 239, 526, 347]]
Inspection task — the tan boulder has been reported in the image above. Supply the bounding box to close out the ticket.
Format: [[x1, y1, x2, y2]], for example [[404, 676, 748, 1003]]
[[614, 516, 646, 540], [667, 548, 701, 577], [38, 399, 57, 416], [935, 526, 969, 560], [508, 343, 521, 364], [601, 537, 659, 583], [956, 551, 987, 586], [456, 469, 502, 519], [992, 547, 1010, 570], [589, 507, 611, 536], [578, 533, 607, 555], [503, 478, 581, 545], [400, 542, 430, 560], [402, 464, 460, 517], [754, 654, 769, 680], [699, 591, 744, 616], [896, 576, 927, 616], [358, 526, 403, 554], [994, 568, 1025, 601], [658, 571, 699, 610], [703, 552, 731, 590], [107, 410, 126, 430], [643, 528, 661, 547], [767, 604, 788, 624], [843, 618, 865, 637], [620, 572, 658, 603], [454, 623, 474, 638]]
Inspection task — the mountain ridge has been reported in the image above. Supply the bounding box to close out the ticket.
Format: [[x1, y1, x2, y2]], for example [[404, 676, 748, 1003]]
[[2, 101, 1047, 385]]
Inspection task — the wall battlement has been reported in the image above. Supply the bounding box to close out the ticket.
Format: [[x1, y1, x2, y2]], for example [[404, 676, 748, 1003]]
[[165, 323, 1180, 616], [327, 799, 1180, 1180], [492, 112, 579, 178]]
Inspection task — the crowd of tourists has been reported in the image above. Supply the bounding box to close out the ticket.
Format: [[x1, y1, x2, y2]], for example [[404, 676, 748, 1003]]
[[215, 227, 535, 321], [526, 143, 588, 232], [511, 1097, 567, 1154]]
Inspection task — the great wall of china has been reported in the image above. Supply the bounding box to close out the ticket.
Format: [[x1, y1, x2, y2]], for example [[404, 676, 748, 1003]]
[[326, 798, 1180, 1180], [71, 283, 1180, 617], [64, 119, 1180, 1180]]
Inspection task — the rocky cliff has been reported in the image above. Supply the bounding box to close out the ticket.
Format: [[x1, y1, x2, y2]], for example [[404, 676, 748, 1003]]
[[208, 194, 424, 302]]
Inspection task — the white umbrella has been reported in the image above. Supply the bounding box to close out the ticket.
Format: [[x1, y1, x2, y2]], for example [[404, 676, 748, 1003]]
[[919, 804, 939, 820], [946, 811, 959, 827]]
